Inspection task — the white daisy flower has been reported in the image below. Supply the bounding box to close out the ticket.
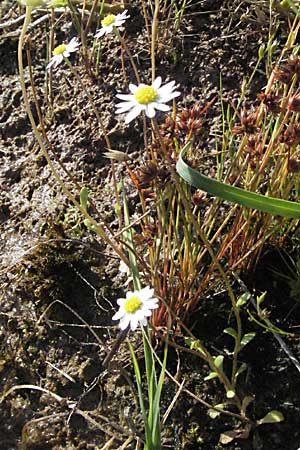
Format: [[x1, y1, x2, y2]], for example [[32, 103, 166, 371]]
[[112, 286, 159, 331], [115, 77, 181, 124], [46, 37, 80, 70], [95, 10, 130, 38]]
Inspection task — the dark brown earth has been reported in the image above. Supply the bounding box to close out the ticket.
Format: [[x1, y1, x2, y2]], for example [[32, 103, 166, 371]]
[[1, 1, 300, 449]]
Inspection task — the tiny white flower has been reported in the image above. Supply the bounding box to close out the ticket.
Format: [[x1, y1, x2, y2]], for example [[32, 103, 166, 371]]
[[119, 260, 129, 274], [112, 286, 159, 331], [115, 77, 181, 124], [46, 37, 80, 70], [95, 10, 130, 38]]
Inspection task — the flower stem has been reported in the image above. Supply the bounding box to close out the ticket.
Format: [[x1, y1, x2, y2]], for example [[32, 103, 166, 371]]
[[115, 27, 140, 84], [18, 6, 129, 266], [151, 0, 160, 82]]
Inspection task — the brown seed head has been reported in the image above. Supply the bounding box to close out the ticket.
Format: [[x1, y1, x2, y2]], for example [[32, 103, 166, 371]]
[[288, 95, 300, 112], [257, 90, 282, 114], [287, 54, 300, 79], [232, 107, 258, 135], [192, 190, 208, 205], [243, 135, 263, 168], [273, 66, 293, 85], [279, 124, 300, 146], [288, 158, 300, 173], [176, 105, 203, 134], [273, 55, 300, 85], [136, 162, 158, 189], [160, 115, 176, 135]]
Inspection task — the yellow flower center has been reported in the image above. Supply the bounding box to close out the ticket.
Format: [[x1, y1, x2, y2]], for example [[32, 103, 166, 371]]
[[124, 295, 142, 313], [102, 14, 116, 27], [53, 44, 67, 55], [134, 86, 158, 104]]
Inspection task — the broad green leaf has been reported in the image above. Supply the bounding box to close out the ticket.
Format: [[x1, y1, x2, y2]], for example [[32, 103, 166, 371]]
[[234, 363, 248, 381], [224, 327, 237, 340], [241, 396, 254, 414], [208, 409, 221, 419], [83, 218, 93, 228], [186, 338, 207, 356], [257, 292, 267, 315], [236, 292, 251, 308], [204, 371, 218, 381], [176, 143, 300, 218], [214, 355, 224, 369], [219, 426, 251, 444], [257, 410, 284, 425], [208, 403, 226, 419], [79, 186, 89, 210], [240, 332, 256, 349]]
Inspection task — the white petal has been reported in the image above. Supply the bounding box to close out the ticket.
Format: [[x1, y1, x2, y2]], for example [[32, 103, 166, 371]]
[[143, 301, 158, 311], [69, 37, 78, 45], [153, 77, 162, 89], [116, 93, 134, 101], [148, 302, 159, 309], [144, 295, 158, 304], [119, 315, 130, 330], [158, 81, 176, 95], [95, 28, 106, 38], [53, 54, 64, 67], [126, 290, 135, 299], [140, 286, 154, 300], [112, 309, 125, 320], [130, 315, 139, 331], [46, 57, 57, 70], [63, 51, 70, 58], [129, 83, 138, 94], [134, 309, 147, 320], [142, 308, 153, 317], [67, 38, 80, 52], [171, 91, 181, 98], [119, 10, 129, 18], [140, 317, 148, 327], [117, 298, 126, 306], [68, 45, 79, 53], [115, 101, 136, 113], [124, 104, 143, 123], [159, 91, 181, 103], [145, 104, 156, 118], [153, 102, 170, 112], [114, 19, 126, 27]]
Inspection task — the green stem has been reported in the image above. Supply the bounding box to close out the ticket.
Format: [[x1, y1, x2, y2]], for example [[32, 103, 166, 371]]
[[18, 6, 129, 266], [151, 118, 239, 393]]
